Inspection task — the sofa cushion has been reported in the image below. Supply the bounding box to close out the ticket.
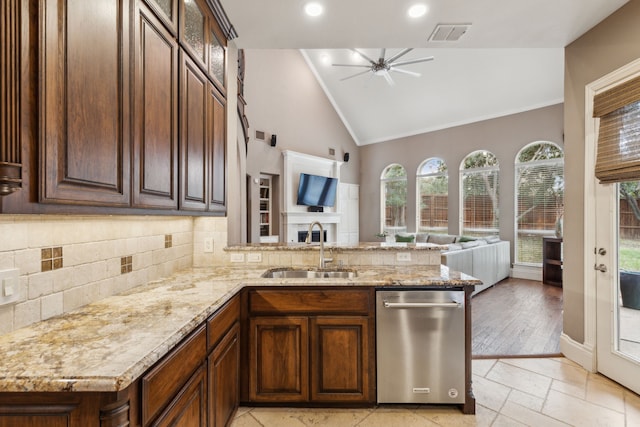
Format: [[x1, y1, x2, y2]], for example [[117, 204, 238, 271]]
[[428, 234, 457, 244], [445, 243, 463, 251], [415, 233, 429, 243], [461, 240, 480, 249], [484, 235, 501, 244]]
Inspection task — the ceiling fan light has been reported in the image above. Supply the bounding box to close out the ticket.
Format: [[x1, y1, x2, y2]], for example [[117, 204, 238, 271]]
[[304, 2, 323, 17], [408, 4, 428, 18]]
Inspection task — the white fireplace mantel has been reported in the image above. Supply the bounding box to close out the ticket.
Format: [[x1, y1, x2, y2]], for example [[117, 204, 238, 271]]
[[282, 150, 343, 242]]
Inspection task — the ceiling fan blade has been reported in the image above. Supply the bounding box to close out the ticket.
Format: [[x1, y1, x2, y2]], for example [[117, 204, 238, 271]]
[[381, 70, 395, 86], [340, 69, 371, 81], [331, 63, 372, 68], [390, 56, 435, 67], [385, 48, 414, 64], [378, 48, 386, 63], [350, 48, 377, 65], [390, 67, 421, 77]]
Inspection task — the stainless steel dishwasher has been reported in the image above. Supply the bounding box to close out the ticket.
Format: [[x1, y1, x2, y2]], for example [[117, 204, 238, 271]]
[[376, 290, 466, 404]]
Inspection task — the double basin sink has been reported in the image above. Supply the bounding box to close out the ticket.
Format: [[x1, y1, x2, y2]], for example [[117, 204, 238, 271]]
[[261, 267, 358, 279]]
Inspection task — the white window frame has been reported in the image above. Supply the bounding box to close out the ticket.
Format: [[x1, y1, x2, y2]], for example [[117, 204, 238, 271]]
[[459, 151, 500, 237], [380, 163, 408, 234], [513, 141, 564, 266], [416, 158, 448, 234]]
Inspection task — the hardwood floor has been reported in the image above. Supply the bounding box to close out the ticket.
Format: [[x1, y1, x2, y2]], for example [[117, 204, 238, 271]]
[[472, 277, 563, 357]]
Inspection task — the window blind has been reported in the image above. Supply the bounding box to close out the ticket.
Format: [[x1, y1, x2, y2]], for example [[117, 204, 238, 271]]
[[461, 169, 499, 236], [515, 160, 564, 264], [594, 75, 640, 183]]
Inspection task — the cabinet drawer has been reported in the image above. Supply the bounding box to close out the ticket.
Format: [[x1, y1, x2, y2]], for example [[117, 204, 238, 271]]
[[207, 294, 240, 351], [141, 325, 207, 425], [248, 289, 370, 315]]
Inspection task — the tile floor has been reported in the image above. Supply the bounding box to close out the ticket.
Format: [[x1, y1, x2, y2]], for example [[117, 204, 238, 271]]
[[231, 357, 640, 426]]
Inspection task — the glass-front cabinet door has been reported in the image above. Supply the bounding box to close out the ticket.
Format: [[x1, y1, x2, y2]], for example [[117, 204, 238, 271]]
[[145, 0, 178, 32], [182, 0, 206, 64], [209, 29, 226, 91]]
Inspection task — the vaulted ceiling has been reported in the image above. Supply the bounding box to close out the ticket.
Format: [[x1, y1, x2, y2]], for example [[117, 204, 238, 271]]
[[220, 0, 629, 145]]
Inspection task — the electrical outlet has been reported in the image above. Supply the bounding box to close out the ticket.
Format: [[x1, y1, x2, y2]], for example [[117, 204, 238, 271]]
[[0, 269, 20, 306], [247, 253, 262, 263], [396, 252, 412, 262], [204, 237, 214, 253], [230, 253, 245, 263]]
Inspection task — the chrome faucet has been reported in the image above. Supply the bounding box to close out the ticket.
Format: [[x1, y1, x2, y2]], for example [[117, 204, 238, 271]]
[[305, 221, 333, 269]]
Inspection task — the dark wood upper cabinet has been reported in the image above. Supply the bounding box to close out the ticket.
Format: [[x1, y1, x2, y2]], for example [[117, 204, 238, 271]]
[[40, 0, 131, 206], [133, 2, 179, 209], [209, 85, 226, 212], [179, 52, 209, 211]]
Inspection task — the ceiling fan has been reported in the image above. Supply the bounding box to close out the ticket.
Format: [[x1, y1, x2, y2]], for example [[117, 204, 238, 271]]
[[332, 48, 434, 86]]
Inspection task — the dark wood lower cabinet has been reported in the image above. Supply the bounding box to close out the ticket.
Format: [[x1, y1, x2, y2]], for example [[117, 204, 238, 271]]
[[249, 316, 310, 402], [245, 288, 375, 405], [310, 316, 371, 402], [209, 322, 240, 427], [152, 364, 207, 427]]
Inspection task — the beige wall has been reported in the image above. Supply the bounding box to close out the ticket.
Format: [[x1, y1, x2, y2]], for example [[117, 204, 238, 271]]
[[564, 0, 640, 343], [243, 49, 360, 184], [358, 104, 564, 251]]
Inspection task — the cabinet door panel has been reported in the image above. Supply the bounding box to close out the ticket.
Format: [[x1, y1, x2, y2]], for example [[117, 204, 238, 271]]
[[142, 325, 206, 425], [133, 3, 178, 208], [152, 364, 206, 427], [179, 53, 208, 210], [249, 317, 309, 402], [209, 322, 239, 427], [40, 0, 130, 205], [310, 316, 371, 402], [208, 86, 226, 212]]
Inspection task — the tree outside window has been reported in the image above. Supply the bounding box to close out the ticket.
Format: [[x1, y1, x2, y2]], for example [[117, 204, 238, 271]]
[[515, 142, 564, 264], [381, 164, 407, 234], [460, 151, 500, 237], [417, 158, 448, 233]]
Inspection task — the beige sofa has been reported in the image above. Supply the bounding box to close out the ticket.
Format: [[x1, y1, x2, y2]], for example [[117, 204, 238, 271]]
[[400, 233, 511, 296]]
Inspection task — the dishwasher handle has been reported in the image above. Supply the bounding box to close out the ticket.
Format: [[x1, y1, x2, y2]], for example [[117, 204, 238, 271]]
[[383, 300, 461, 309]]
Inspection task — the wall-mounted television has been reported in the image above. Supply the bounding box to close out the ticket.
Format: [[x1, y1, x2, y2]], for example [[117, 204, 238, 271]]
[[296, 173, 338, 207]]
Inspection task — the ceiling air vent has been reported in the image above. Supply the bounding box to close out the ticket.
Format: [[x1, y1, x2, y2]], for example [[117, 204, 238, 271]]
[[429, 24, 471, 42]]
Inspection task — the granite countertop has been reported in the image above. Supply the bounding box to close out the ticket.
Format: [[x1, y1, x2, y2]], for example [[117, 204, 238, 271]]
[[224, 242, 446, 251], [0, 264, 479, 393]]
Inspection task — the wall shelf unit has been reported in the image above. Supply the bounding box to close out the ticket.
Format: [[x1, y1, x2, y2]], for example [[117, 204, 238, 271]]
[[542, 237, 563, 287]]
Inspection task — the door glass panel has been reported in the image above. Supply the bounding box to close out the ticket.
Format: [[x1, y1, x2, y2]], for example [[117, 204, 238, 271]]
[[184, 0, 205, 61], [209, 31, 225, 84], [617, 180, 640, 361], [151, 0, 172, 20]]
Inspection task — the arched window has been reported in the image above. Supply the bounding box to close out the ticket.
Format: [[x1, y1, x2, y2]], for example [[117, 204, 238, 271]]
[[460, 151, 500, 237], [515, 142, 564, 264], [381, 164, 407, 234], [417, 158, 448, 233]]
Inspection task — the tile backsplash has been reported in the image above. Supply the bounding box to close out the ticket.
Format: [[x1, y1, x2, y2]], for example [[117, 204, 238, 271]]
[[0, 215, 228, 334]]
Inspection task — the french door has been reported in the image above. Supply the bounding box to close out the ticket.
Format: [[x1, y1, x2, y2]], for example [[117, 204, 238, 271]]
[[595, 179, 640, 394]]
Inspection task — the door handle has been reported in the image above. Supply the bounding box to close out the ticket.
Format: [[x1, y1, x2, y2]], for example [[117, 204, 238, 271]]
[[594, 264, 607, 273]]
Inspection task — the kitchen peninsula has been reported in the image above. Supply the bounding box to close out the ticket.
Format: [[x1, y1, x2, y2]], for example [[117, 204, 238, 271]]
[[0, 243, 479, 425]]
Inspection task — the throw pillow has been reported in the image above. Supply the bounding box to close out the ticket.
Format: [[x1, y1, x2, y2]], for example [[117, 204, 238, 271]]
[[456, 236, 476, 243], [395, 234, 415, 243], [415, 233, 429, 243]]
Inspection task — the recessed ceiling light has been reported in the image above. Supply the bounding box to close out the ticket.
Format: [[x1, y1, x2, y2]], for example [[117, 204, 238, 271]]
[[320, 53, 330, 65], [408, 4, 428, 18], [304, 2, 323, 17]]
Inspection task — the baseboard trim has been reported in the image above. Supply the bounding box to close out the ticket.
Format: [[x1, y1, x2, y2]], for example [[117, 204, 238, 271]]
[[560, 332, 596, 372], [511, 264, 542, 281]]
